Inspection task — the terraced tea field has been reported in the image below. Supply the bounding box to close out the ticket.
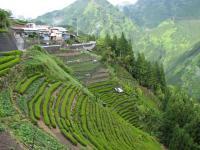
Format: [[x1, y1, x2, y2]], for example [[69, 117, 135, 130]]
[[51, 50, 110, 85], [0, 51, 21, 78], [14, 74, 160, 149], [88, 81, 140, 126], [0, 49, 162, 149]]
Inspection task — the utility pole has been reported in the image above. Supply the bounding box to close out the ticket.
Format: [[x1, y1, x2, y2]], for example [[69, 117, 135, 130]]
[[75, 18, 79, 37], [72, 18, 79, 36]]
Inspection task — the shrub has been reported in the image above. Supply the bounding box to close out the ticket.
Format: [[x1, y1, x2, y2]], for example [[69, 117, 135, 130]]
[[0, 57, 20, 71], [61, 129, 78, 145], [0, 68, 9, 77], [0, 50, 23, 56], [61, 89, 72, 118], [72, 132, 87, 146], [61, 118, 69, 131], [28, 98, 37, 124], [43, 82, 61, 127], [0, 56, 15, 64], [35, 95, 43, 119], [49, 98, 57, 128], [18, 74, 43, 94]]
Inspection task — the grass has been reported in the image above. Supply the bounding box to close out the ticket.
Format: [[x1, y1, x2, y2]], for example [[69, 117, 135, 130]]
[[9, 121, 66, 149], [0, 90, 15, 117]]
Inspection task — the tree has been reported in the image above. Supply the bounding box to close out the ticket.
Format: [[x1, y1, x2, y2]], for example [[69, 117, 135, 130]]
[[101, 47, 116, 64], [104, 34, 112, 48], [116, 32, 129, 57], [0, 9, 11, 29], [134, 53, 148, 85], [160, 90, 198, 147], [185, 109, 200, 147], [169, 126, 194, 150], [111, 34, 117, 51], [157, 63, 166, 91], [145, 62, 155, 89]]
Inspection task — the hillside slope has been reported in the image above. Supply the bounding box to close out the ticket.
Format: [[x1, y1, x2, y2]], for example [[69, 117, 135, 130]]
[[133, 19, 200, 99], [36, 0, 137, 38], [122, 0, 200, 27], [0, 47, 162, 149]]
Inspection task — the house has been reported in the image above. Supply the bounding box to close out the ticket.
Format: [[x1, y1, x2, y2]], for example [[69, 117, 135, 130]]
[[114, 87, 124, 93], [50, 27, 70, 41], [11, 22, 75, 47]]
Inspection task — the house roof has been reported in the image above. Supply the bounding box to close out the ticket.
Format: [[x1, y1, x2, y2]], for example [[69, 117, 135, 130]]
[[51, 27, 68, 32]]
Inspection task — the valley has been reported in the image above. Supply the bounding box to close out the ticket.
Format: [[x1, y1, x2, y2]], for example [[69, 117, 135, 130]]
[[0, 0, 200, 149]]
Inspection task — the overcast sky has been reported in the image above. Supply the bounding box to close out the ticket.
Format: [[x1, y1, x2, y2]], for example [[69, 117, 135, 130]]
[[0, 0, 137, 19]]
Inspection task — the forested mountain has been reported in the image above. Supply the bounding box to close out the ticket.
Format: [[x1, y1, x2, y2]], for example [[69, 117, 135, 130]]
[[122, 0, 200, 27], [133, 19, 200, 99], [36, 0, 137, 38], [36, 0, 200, 99], [1, 4, 200, 149]]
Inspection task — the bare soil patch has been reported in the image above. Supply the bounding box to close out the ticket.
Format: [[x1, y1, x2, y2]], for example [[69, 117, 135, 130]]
[[0, 131, 23, 150]]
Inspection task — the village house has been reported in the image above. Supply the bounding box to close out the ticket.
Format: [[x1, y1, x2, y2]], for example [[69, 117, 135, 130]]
[[11, 23, 71, 43]]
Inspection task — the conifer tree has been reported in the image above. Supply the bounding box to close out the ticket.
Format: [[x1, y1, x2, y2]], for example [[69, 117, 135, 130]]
[[135, 53, 148, 85], [169, 126, 194, 150]]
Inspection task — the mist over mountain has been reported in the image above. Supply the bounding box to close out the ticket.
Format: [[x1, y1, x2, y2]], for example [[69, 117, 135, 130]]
[[122, 0, 200, 27], [36, 0, 200, 99], [36, 0, 137, 38]]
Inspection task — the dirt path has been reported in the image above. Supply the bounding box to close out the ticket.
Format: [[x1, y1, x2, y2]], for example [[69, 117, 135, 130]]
[[0, 132, 23, 150]]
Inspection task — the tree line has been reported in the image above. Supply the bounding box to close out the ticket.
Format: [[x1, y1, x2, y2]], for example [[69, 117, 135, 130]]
[[0, 9, 11, 29], [98, 33, 166, 93], [160, 88, 200, 149]]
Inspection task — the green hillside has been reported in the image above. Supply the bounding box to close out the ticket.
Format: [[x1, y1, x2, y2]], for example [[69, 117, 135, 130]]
[[36, 0, 137, 38], [122, 0, 200, 27], [133, 19, 200, 99], [0, 47, 162, 149]]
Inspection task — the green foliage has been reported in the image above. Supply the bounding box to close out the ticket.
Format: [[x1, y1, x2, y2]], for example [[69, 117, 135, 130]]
[[43, 82, 61, 126], [18, 74, 43, 94], [0, 57, 20, 71], [0, 68, 10, 77], [133, 19, 200, 99], [0, 9, 11, 29], [0, 124, 4, 133], [123, 0, 200, 27], [0, 90, 14, 117], [0, 56, 16, 64], [10, 121, 66, 149], [169, 126, 195, 150], [72, 132, 87, 147], [25, 46, 93, 97], [17, 96, 28, 115], [99, 33, 167, 94], [35, 96, 43, 119], [160, 89, 200, 148], [61, 129, 78, 145], [0, 50, 22, 56], [49, 97, 57, 128]]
